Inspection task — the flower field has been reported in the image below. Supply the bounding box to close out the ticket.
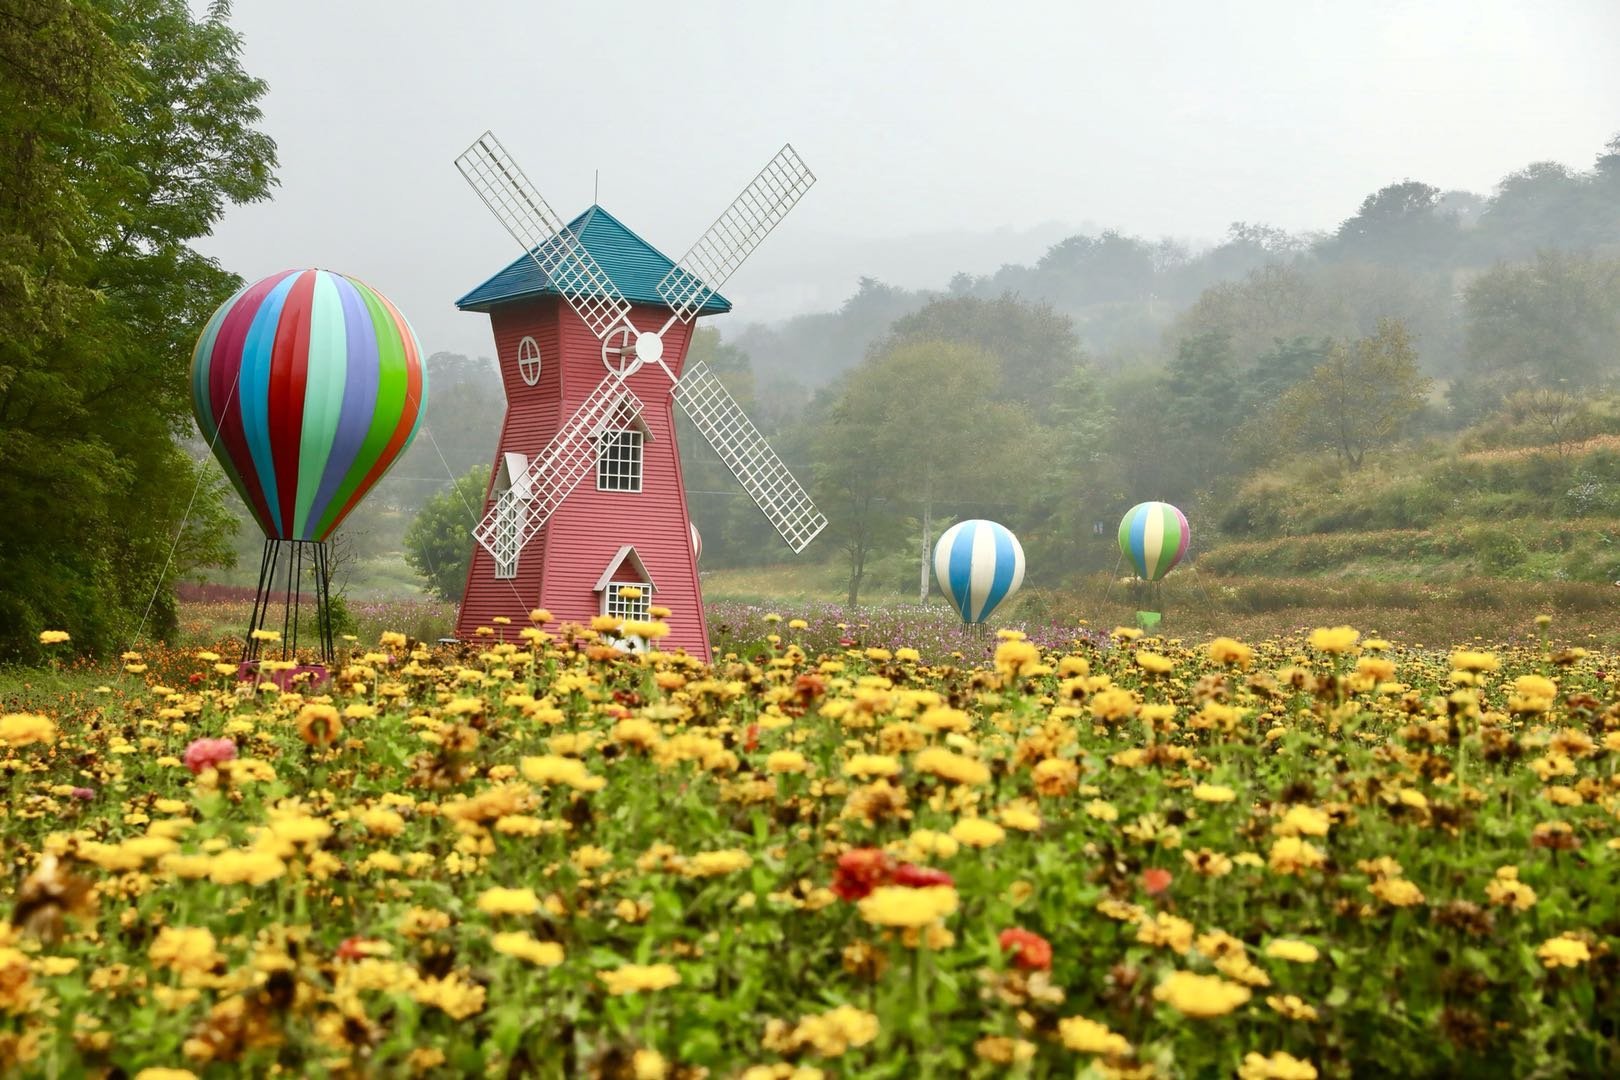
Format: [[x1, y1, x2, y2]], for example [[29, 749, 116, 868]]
[[2, 616, 1618, 1078]]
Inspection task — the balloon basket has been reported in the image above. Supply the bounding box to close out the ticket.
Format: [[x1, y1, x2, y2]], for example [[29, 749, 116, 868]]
[[1135, 611, 1163, 630], [236, 661, 330, 691], [241, 538, 336, 666]]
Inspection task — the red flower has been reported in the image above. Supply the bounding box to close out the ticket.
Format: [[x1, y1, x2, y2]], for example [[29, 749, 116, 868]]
[[831, 848, 893, 901], [1142, 867, 1173, 896], [743, 723, 760, 752], [335, 936, 373, 962], [892, 863, 954, 889], [182, 736, 237, 775], [998, 928, 1053, 972]]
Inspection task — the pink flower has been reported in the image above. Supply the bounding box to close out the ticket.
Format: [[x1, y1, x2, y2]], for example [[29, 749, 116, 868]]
[[183, 737, 237, 775]]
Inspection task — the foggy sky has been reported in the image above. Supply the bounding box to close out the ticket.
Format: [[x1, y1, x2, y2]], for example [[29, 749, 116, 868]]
[[196, 0, 1620, 361]]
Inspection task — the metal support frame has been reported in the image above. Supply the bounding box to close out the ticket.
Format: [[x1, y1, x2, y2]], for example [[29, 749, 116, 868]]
[[242, 537, 336, 665]]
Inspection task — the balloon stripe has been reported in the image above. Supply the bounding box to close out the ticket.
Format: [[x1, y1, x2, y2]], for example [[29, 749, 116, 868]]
[[1144, 506, 1166, 580], [209, 272, 291, 536], [312, 281, 410, 538], [980, 523, 1017, 622], [306, 274, 380, 536], [239, 273, 301, 535], [1128, 508, 1150, 578], [292, 272, 349, 538], [268, 271, 316, 539], [1172, 505, 1190, 566], [1153, 504, 1177, 579], [946, 522, 976, 622]]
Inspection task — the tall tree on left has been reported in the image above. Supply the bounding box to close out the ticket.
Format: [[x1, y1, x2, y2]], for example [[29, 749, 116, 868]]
[[0, 0, 277, 660]]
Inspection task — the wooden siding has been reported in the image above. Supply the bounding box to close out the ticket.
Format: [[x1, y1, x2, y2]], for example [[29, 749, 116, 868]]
[[456, 299, 711, 658]]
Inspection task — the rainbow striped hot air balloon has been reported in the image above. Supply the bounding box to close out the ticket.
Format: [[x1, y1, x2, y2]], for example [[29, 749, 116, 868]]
[[190, 270, 426, 542], [1118, 501, 1190, 582], [933, 519, 1026, 625]]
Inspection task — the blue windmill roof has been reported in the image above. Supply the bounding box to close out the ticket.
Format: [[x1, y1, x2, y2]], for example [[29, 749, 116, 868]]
[[456, 205, 732, 316]]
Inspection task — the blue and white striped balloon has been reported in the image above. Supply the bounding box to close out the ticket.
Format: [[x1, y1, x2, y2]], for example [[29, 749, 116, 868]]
[[933, 519, 1026, 625]]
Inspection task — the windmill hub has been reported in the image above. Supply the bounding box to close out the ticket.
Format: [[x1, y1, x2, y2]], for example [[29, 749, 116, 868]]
[[633, 331, 664, 366]]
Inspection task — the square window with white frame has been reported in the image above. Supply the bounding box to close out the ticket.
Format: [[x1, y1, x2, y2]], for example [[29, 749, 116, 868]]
[[597, 429, 643, 492], [604, 581, 651, 621]]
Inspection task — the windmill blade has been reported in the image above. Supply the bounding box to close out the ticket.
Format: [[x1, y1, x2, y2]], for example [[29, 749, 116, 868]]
[[656, 144, 816, 324], [456, 131, 632, 340], [674, 361, 827, 553], [473, 374, 645, 563]]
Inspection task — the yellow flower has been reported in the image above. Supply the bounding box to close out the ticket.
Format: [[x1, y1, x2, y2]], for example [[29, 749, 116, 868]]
[[360, 808, 406, 837], [1085, 799, 1119, 822], [1266, 994, 1319, 1021], [491, 932, 565, 967], [1275, 806, 1331, 838], [599, 963, 681, 995], [1264, 939, 1319, 964], [998, 802, 1042, 832], [1536, 933, 1591, 969], [135, 1071, 199, 1080], [1153, 970, 1252, 1017], [1448, 650, 1499, 673], [1208, 637, 1253, 668], [1058, 1014, 1132, 1056], [0, 713, 56, 747], [914, 746, 990, 786], [1368, 878, 1425, 907], [949, 817, 1006, 848], [38, 630, 70, 645], [1136, 912, 1195, 954], [1135, 650, 1174, 674], [1485, 866, 1538, 911], [295, 704, 342, 747], [477, 887, 541, 916], [1238, 1051, 1318, 1080], [1192, 783, 1236, 803], [685, 850, 752, 876], [766, 750, 809, 774], [1268, 837, 1325, 875], [994, 639, 1042, 678], [857, 885, 959, 928], [520, 755, 606, 791], [148, 927, 221, 975], [843, 754, 901, 779], [1307, 626, 1360, 654], [1090, 689, 1138, 722]]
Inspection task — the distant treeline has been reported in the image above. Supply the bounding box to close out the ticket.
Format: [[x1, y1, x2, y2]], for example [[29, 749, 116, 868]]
[[392, 133, 1620, 608]]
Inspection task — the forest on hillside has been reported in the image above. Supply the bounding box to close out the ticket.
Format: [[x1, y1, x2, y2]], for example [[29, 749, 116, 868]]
[[393, 134, 1620, 607]]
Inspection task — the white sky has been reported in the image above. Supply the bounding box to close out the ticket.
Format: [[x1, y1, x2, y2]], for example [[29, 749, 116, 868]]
[[196, 0, 1620, 359]]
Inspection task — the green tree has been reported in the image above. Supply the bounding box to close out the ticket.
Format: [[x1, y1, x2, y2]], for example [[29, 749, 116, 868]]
[[403, 465, 489, 602], [0, 0, 277, 659], [1273, 319, 1432, 469], [879, 293, 1085, 416], [821, 340, 1032, 604], [1461, 251, 1620, 395]]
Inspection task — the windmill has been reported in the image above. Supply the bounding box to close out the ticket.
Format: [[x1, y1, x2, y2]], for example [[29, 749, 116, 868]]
[[451, 132, 826, 655]]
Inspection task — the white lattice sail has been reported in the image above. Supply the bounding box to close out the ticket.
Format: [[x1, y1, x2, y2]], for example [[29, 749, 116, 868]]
[[674, 361, 827, 553], [473, 375, 645, 564], [656, 145, 817, 324], [456, 132, 632, 340]]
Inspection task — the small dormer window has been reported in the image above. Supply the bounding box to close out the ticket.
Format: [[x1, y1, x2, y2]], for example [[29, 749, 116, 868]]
[[597, 429, 643, 492], [604, 582, 651, 621], [595, 546, 655, 623]]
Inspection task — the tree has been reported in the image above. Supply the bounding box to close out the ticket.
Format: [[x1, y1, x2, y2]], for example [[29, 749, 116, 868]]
[[1273, 319, 1431, 469], [821, 340, 1032, 604], [879, 293, 1086, 416], [1462, 252, 1620, 395], [404, 465, 488, 602], [1320, 180, 1461, 268], [0, 0, 277, 659]]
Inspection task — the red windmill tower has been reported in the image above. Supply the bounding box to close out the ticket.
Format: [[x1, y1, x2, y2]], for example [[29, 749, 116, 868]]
[[451, 133, 826, 655]]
